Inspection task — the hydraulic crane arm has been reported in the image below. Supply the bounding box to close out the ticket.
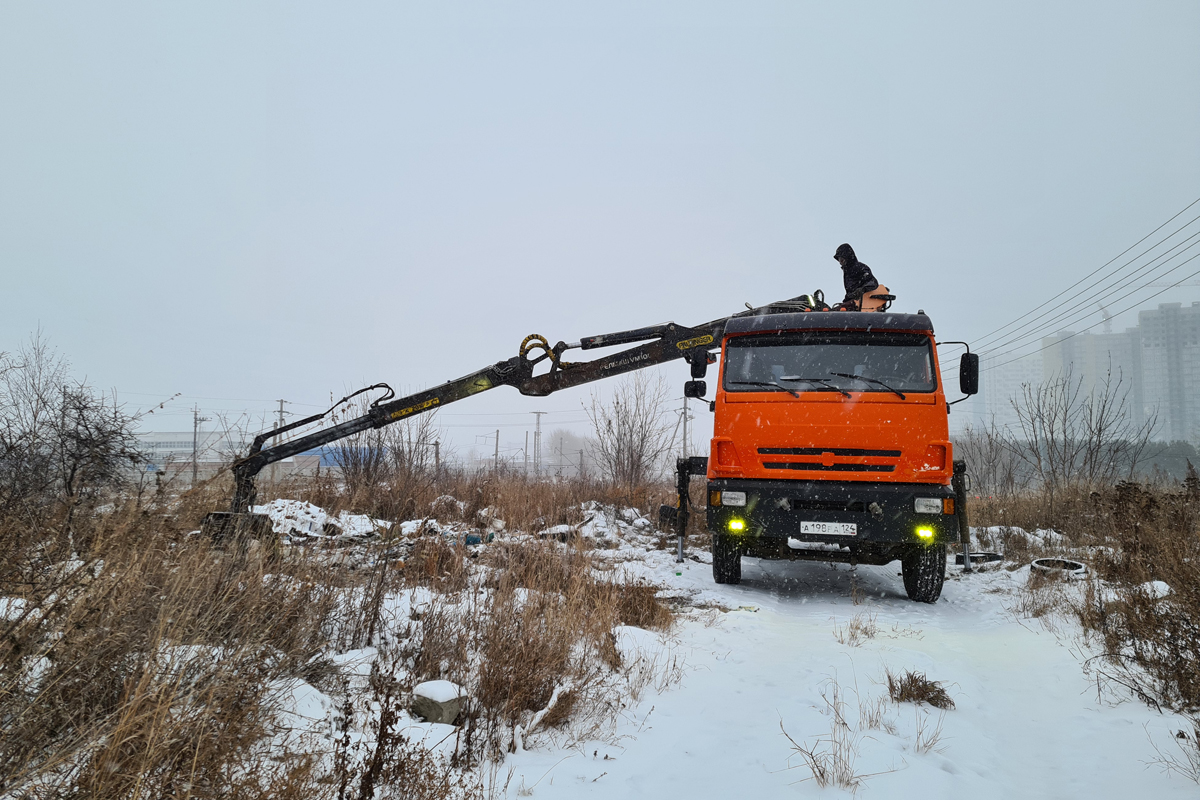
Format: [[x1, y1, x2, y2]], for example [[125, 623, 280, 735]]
[[210, 293, 811, 533]]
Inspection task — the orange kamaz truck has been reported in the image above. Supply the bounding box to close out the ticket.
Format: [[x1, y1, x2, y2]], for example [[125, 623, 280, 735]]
[[207, 291, 976, 602], [700, 310, 977, 602]]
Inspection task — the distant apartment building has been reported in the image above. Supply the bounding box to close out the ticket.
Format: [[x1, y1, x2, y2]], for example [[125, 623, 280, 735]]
[[1137, 302, 1200, 442], [1040, 328, 1144, 427], [977, 350, 1043, 432], [974, 301, 1200, 444]]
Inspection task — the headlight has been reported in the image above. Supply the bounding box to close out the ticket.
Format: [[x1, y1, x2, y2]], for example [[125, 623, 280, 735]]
[[914, 498, 942, 514], [722, 491, 747, 507]]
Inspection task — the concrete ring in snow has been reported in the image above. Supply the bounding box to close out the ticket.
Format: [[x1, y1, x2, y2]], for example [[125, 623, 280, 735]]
[[1030, 557, 1087, 579]]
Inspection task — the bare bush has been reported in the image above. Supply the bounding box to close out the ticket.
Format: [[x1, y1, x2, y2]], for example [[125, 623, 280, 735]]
[[1007, 370, 1155, 517], [953, 418, 1028, 498], [585, 373, 674, 502], [0, 334, 143, 559], [326, 400, 441, 519]]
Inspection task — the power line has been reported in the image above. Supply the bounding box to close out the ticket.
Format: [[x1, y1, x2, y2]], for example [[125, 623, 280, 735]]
[[943, 212, 1200, 371], [968, 196, 1200, 349], [983, 261, 1200, 372], [978, 249, 1200, 368], [968, 227, 1200, 360]]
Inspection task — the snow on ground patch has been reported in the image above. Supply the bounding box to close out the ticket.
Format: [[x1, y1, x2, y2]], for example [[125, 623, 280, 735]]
[[253, 498, 390, 540], [0, 596, 26, 621], [414, 680, 464, 704]]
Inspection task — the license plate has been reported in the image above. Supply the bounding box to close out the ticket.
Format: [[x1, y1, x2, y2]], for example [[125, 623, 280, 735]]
[[800, 521, 857, 536]]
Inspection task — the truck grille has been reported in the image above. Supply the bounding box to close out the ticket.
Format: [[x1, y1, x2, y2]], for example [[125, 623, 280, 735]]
[[758, 447, 901, 457], [759, 446, 900, 474], [762, 462, 895, 473]]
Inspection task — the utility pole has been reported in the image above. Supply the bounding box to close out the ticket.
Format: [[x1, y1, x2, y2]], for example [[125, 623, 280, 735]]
[[494, 429, 500, 472], [191, 405, 210, 487], [270, 399, 289, 485], [556, 437, 564, 480], [531, 411, 547, 478], [578, 449, 585, 481], [434, 441, 440, 477], [681, 397, 689, 459], [524, 431, 529, 476]]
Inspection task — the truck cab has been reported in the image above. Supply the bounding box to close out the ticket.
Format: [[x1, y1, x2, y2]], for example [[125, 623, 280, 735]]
[[704, 311, 971, 602]]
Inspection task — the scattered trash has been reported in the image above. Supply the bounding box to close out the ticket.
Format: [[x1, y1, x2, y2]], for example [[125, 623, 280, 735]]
[[955, 551, 1003, 565]]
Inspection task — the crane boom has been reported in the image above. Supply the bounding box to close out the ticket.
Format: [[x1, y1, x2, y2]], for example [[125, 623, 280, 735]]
[[204, 294, 812, 538]]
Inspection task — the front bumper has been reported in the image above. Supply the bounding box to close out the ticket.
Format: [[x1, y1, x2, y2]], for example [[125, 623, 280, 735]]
[[707, 478, 955, 562]]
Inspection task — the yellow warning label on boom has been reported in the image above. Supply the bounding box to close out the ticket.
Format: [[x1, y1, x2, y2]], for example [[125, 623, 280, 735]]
[[676, 334, 714, 351], [390, 397, 440, 420]]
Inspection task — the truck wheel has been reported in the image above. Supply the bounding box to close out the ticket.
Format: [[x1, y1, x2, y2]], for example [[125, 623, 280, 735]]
[[901, 544, 946, 603], [712, 534, 742, 585]]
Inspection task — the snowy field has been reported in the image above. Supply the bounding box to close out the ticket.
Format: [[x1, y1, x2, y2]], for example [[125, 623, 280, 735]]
[[495, 549, 1197, 798]]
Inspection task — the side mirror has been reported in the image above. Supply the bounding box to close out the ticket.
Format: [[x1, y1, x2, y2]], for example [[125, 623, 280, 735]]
[[690, 358, 708, 379], [959, 353, 979, 396], [684, 380, 707, 399]]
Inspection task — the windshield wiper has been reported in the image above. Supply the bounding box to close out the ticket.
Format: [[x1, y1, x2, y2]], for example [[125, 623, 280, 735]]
[[828, 372, 906, 399], [728, 380, 801, 398], [776, 376, 852, 398]]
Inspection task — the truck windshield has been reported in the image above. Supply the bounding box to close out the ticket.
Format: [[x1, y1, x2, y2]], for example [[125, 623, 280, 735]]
[[723, 331, 936, 395]]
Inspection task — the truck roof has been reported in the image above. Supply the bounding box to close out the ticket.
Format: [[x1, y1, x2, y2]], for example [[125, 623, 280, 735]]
[[724, 311, 934, 336]]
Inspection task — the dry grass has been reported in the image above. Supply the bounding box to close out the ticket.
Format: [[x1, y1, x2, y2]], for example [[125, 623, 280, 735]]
[[0, 465, 681, 797], [886, 669, 955, 710], [0, 495, 348, 798], [971, 480, 1200, 782], [780, 682, 864, 791], [833, 613, 878, 647], [912, 708, 948, 755]]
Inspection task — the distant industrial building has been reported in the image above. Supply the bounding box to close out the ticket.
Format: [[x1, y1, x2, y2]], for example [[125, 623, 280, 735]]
[[135, 431, 320, 482]]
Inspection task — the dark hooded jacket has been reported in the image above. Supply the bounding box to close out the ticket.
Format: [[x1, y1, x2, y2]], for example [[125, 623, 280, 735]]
[[834, 243, 879, 303]]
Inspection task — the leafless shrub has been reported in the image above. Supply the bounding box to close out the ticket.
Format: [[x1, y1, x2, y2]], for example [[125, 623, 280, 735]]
[[1068, 481, 1200, 713], [327, 399, 442, 520], [886, 670, 955, 710], [1005, 370, 1156, 520], [1148, 717, 1200, 784], [954, 417, 1029, 499], [0, 333, 144, 562], [585, 372, 675, 502]]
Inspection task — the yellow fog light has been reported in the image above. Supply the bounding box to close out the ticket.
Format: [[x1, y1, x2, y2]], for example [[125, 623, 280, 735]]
[[728, 519, 745, 532], [916, 527, 934, 540]]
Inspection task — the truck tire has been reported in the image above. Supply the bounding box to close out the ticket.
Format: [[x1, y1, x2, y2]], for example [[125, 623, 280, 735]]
[[712, 534, 742, 585], [901, 544, 946, 603]]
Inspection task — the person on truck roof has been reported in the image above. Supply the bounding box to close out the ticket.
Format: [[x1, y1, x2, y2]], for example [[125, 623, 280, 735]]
[[834, 243, 880, 308]]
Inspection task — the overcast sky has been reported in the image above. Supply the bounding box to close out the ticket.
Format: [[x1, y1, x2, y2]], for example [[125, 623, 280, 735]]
[[2, 2, 1198, 458]]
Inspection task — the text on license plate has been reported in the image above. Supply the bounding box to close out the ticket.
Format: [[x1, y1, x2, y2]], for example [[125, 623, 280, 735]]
[[800, 521, 857, 536]]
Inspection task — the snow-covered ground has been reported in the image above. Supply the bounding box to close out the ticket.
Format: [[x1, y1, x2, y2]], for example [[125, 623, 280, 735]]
[[200, 502, 1200, 797], [499, 550, 1197, 799]]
